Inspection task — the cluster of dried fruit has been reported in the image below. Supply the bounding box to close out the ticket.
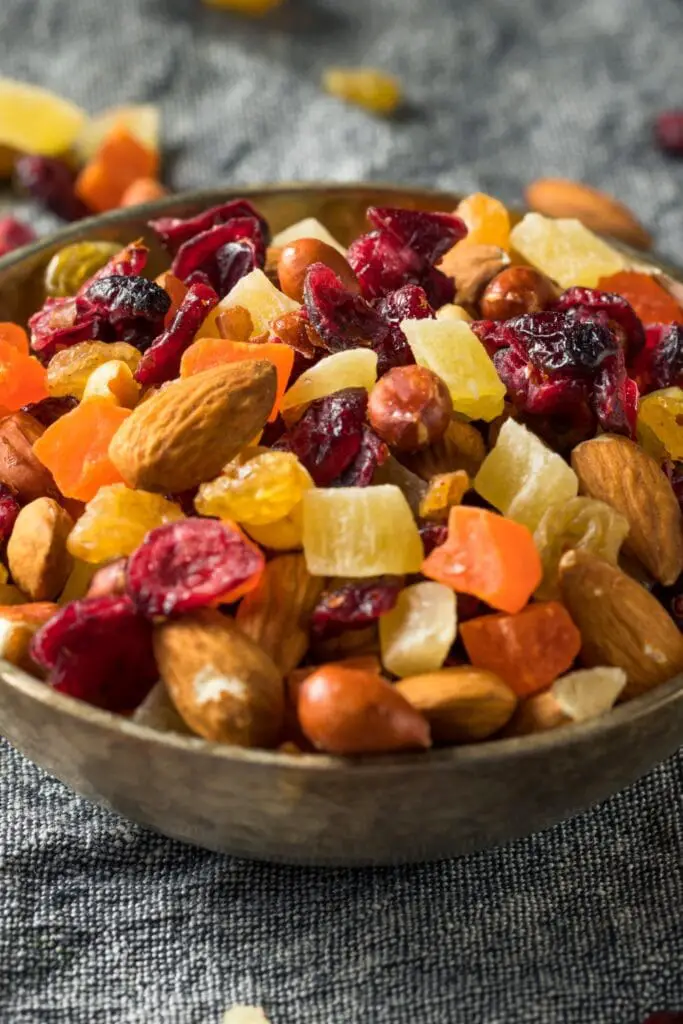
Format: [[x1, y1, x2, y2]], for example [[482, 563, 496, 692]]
[[0, 80, 165, 256], [0, 191, 681, 758]]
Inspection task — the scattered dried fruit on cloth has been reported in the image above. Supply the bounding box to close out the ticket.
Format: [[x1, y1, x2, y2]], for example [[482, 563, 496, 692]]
[[0, 191, 681, 759], [322, 68, 403, 115], [654, 110, 683, 155]]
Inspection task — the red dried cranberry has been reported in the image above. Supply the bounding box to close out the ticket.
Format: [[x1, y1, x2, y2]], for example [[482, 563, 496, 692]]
[[418, 522, 448, 555], [347, 230, 425, 300], [29, 296, 101, 359], [0, 217, 36, 258], [592, 350, 639, 436], [126, 518, 265, 618], [21, 395, 78, 426], [134, 282, 219, 386], [0, 485, 20, 546], [508, 311, 617, 373], [632, 323, 683, 394], [84, 275, 170, 349], [311, 576, 403, 637], [554, 286, 645, 358], [655, 110, 683, 155], [334, 425, 388, 487], [80, 241, 149, 293], [374, 284, 432, 375], [29, 595, 157, 713], [15, 155, 91, 222], [286, 387, 368, 486], [170, 218, 265, 295], [367, 207, 467, 263], [304, 262, 384, 352], [421, 266, 456, 309], [150, 199, 270, 254]]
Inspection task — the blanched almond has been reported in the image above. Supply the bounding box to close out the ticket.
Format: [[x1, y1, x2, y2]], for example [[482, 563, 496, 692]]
[[7, 497, 73, 600]]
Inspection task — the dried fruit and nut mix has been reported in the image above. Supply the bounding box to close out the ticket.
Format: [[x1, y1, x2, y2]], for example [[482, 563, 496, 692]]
[[0, 192, 681, 757]]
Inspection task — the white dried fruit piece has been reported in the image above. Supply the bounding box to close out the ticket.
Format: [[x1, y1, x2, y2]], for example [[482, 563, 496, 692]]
[[271, 216, 346, 255], [379, 581, 456, 678], [206, 269, 299, 338], [223, 1008, 271, 1024], [81, 359, 140, 408], [280, 348, 377, 412], [551, 667, 627, 722]]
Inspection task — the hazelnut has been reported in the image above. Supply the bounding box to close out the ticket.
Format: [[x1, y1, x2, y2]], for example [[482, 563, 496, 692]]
[[480, 266, 558, 320], [277, 238, 359, 303], [368, 366, 453, 452]]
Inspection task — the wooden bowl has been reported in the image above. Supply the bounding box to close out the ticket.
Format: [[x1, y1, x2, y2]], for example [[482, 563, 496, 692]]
[[0, 184, 681, 866]]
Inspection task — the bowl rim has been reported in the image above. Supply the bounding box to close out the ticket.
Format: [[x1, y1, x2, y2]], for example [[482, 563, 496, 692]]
[[0, 181, 681, 774]]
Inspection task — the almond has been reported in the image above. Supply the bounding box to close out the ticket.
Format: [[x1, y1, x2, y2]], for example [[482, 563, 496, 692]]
[[7, 498, 73, 601], [153, 609, 284, 746], [109, 361, 277, 493], [502, 691, 569, 737], [440, 244, 510, 305], [0, 412, 61, 504], [0, 601, 58, 672], [525, 178, 652, 250], [571, 434, 683, 585], [396, 666, 517, 743], [558, 549, 683, 699], [235, 553, 324, 675], [298, 664, 431, 754]]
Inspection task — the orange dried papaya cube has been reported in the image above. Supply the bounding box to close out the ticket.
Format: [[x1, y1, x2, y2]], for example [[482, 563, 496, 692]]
[[460, 602, 582, 697], [597, 270, 683, 325], [33, 398, 131, 501], [75, 125, 159, 213], [0, 338, 48, 409], [0, 322, 29, 354], [156, 272, 189, 327], [455, 192, 511, 249], [180, 338, 294, 421], [421, 506, 542, 614]]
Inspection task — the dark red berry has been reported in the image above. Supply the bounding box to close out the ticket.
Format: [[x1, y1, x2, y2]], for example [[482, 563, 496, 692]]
[[21, 395, 79, 427], [418, 522, 448, 555], [655, 110, 683, 155], [85, 275, 170, 327], [366, 207, 467, 263], [347, 230, 424, 301], [30, 595, 157, 713], [632, 323, 683, 394], [304, 262, 384, 352], [126, 518, 265, 618], [286, 387, 369, 486], [15, 155, 91, 222], [554, 286, 645, 358], [0, 217, 36, 259], [150, 199, 270, 254], [134, 282, 219, 386], [0, 485, 20, 546], [374, 285, 433, 375], [334, 425, 389, 487], [311, 577, 403, 637], [171, 219, 264, 295], [80, 241, 149, 293]]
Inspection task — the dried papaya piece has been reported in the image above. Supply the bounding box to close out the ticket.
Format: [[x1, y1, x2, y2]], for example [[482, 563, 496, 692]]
[[75, 125, 159, 213], [0, 338, 48, 409], [180, 338, 294, 421]]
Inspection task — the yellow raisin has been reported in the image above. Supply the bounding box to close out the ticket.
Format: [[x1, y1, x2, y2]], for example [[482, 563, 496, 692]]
[[195, 451, 313, 526], [67, 484, 184, 563], [47, 341, 141, 399], [322, 68, 402, 115]]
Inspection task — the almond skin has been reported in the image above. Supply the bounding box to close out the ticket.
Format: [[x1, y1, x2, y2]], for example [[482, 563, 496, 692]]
[[525, 178, 652, 250], [153, 609, 284, 746], [571, 434, 683, 586], [109, 361, 277, 493], [235, 554, 324, 676], [396, 666, 517, 743], [7, 497, 73, 601], [558, 549, 683, 699], [298, 665, 431, 754]]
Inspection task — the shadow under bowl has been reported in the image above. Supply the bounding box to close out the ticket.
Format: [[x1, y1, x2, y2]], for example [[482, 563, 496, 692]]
[[0, 182, 681, 866]]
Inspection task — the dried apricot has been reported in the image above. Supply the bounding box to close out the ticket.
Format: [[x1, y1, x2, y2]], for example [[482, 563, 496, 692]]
[[0, 339, 48, 410], [181, 338, 293, 421]]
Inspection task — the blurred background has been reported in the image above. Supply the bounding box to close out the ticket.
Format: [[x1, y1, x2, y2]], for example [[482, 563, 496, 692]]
[[1, 0, 682, 258]]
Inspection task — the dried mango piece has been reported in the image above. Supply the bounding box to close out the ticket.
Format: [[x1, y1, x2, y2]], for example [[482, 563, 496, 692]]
[[0, 339, 48, 410], [455, 192, 511, 249], [75, 125, 159, 213], [0, 78, 86, 156], [597, 270, 683, 325]]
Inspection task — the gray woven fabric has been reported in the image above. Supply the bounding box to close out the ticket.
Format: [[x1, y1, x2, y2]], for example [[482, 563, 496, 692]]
[[1, 0, 682, 1020]]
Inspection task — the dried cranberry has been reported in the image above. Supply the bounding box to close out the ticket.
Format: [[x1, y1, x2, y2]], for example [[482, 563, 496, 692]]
[[30, 595, 157, 713], [21, 395, 78, 427], [15, 155, 91, 222], [171, 218, 265, 295], [134, 282, 219, 386], [418, 522, 448, 555], [311, 576, 403, 637], [304, 262, 383, 352], [126, 518, 265, 618], [84, 275, 170, 335], [0, 217, 36, 259], [508, 311, 617, 373], [81, 241, 149, 293], [592, 350, 639, 436], [632, 323, 683, 394], [554, 286, 645, 358], [347, 230, 425, 301], [421, 266, 456, 309], [286, 387, 368, 486], [334, 425, 389, 486], [150, 199, 270, 254], [0, 485, 20, 546], [374, 284, 432, 375], [29, 296, 101, 359], [367, 207, 467, 263], [470, 318, 510, 357], [655, 110, 683, 155]]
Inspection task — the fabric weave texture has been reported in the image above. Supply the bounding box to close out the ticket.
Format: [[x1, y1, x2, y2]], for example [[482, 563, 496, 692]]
[[1, 0, 683, 1021]]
